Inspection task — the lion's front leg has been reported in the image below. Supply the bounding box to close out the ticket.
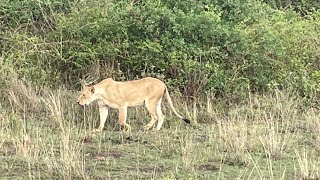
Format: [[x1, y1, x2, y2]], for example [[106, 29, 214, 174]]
[[93, 105, 109, 132]]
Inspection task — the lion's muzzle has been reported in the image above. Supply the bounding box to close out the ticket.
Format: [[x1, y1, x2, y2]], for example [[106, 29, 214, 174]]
[[77, 101, 85, 108]]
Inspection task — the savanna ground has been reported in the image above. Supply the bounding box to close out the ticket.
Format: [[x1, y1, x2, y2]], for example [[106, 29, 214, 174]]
[[0, 79, 320, 179]]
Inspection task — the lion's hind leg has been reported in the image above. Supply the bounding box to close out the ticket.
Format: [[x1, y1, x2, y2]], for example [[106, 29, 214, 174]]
[[155, 99, 165, 131], [144, 99, 160, 131]]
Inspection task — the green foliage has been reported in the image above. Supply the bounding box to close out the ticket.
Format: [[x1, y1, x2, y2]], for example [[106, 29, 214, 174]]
[[0, 0, 319, 99], [0, 0, 72, 33], [263, 0, 320, 15]]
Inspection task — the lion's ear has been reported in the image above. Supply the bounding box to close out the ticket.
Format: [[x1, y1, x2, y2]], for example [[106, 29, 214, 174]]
[[90, 87, 95, 94]]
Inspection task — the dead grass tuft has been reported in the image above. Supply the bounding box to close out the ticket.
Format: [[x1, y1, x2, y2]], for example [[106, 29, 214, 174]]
[[41, 91, 65, 131], [295, 149, 320, 179], [217, 119, 252, 166], [6, 78, 43, 115]]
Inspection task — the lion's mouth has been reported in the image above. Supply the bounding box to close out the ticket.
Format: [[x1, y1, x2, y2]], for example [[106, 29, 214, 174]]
[[77, 102, 85, 108]]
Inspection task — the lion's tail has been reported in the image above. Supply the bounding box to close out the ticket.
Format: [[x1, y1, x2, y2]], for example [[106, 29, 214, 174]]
[[164, 87, 190, 124]]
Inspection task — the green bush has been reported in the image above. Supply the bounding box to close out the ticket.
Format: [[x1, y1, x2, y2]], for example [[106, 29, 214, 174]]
[[263, 0, 320, 15], [0, 0, 319, 99], [0, 0, 72, 33]]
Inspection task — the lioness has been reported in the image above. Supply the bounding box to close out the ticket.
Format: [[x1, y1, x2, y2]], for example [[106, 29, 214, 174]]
[[77, 77, 190, 131]]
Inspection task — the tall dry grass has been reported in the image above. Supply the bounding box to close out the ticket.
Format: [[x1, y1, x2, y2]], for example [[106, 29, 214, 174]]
[[294, 149, 320, 179], [0, 78, 319, 179], [1, 78, 91, 178]]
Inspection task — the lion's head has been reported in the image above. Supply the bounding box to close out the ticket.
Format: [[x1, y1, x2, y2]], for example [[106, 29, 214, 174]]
[[77, 86, 96, 106]]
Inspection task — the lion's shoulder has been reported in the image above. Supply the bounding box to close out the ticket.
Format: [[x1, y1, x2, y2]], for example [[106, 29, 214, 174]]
[[99, 78, 114, 85]]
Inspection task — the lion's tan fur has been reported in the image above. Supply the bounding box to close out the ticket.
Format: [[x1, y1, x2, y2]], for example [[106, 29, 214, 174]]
[[77, 77, 188, 131]]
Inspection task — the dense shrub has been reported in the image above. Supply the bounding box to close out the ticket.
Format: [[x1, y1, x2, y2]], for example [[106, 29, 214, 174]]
[[263, 0, 320, 16], [0, 0, 72, 33], [0, 0, 319, 99]]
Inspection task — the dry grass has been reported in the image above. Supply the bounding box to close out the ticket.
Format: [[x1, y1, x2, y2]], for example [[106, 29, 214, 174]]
[[0, 79, 319, 179], [6, 78, 43, 115], [295, 149, 320, 179], [217, 119, 252, 166]]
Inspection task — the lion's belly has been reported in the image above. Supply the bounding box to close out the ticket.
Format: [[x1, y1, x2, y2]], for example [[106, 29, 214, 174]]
[[101, 97, 144, 109], [127, 99, 145, 107]]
